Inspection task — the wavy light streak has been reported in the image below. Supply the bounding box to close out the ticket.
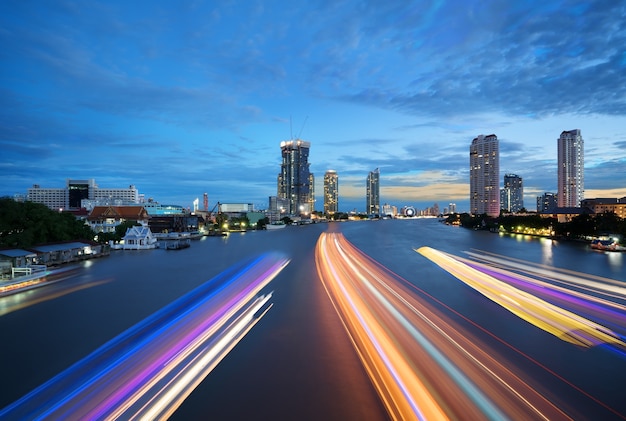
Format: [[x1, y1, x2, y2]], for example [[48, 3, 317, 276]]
[[0, 252, 289, 420], [417, 247, 626, 351], [316, 232, 568, 420]]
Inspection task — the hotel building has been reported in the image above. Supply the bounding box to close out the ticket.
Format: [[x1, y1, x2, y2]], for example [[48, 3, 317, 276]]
[[557, 129, 584, 207], [469, 134, 500, 217], [27, 179, 141, 211]]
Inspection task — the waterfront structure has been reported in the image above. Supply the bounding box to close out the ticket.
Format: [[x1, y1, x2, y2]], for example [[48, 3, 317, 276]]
[[537, 192, 558, 213], [278, 140, 314, 216], [469, 134, 500, 217], [323, 170, 339, 215], [557, 129, 584, 208], [382, 203, 395, 217], [87, 206, 150, 233], [220, 203, 254, 213], [366, 168, 380, 215], [27, 179, 141, 211], [268, 196, 289, 223], [143, 202, 186, 216], [581, 197, 626, 219], [501, 174, 524, 213], [111, 224, 158, 250], [448, 203, 457, 214]]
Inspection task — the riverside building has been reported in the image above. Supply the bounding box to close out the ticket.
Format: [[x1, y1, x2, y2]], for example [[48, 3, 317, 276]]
[[501, 174, 524, 213], [323, 170, 338, 215], [469, 134, 500, 217], [366, 168, 380, 216], [277, 139, 315, 216], [27, 179, 141, 211], [557, 129, 584, 208]]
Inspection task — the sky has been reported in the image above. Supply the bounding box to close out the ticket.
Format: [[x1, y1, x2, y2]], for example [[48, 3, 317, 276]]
[[1, 0, 625, 213]]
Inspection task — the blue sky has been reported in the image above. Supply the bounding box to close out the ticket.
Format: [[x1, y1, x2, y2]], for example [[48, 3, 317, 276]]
[[1, 0, 625, 213]]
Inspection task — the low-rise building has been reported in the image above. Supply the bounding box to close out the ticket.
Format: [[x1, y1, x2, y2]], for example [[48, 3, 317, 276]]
[[88, 206, 150, 233]]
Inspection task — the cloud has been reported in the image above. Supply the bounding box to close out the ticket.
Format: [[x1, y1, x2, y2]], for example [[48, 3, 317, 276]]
[[324, 1, 626, 119]]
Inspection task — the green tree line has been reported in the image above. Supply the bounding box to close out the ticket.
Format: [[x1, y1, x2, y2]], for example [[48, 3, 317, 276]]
[[0, 197, 95, 248], [446, 211, 626, 239]]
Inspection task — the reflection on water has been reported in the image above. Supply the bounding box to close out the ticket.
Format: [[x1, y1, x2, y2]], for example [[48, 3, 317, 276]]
[[607, 251, 623, 271], [540, 237, 554, 265]]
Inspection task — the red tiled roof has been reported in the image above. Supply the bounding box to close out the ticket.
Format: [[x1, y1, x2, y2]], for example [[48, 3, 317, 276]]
[[88, 206, 149, 220]]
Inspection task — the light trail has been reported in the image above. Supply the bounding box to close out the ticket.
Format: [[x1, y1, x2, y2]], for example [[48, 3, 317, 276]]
[[0, 252, 289, 420], [417, 247, 626, 351], [0, 267, 110, 317], [316, 232, 569, 420]]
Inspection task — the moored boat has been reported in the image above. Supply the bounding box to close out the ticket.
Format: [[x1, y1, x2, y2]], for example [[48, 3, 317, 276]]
[[590, 238, 625, 252], [266, 222, 287, 230]]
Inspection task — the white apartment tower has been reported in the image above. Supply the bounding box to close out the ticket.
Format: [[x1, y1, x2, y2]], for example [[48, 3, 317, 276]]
[[366, 168, 380, 215], [557, 129, 584, 208], [469, 134, 500, 217]]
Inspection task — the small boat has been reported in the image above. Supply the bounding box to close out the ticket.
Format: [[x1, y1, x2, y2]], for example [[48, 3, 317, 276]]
[[590, 238, 625, 252], [266, 221, 287, 230]]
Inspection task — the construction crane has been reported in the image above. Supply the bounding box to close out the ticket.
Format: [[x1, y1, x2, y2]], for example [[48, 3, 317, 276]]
[[207, 201, 221, 221]]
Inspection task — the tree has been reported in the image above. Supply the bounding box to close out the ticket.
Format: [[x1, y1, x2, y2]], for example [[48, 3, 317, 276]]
[[256, 217, 269, 230], [0, 197, 95, 248]]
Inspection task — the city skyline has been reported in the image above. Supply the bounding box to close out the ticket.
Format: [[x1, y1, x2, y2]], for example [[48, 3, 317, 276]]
[[1, 1, 626, 212]]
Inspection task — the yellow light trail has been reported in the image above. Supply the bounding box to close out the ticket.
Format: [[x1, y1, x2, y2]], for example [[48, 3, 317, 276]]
[[416, 247, 625, 349]]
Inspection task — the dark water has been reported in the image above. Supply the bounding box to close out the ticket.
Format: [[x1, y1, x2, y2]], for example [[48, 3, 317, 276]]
[[0, 219, 624, 420]]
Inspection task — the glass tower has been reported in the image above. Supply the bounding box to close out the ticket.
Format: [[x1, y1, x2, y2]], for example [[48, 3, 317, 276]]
[[366, 168, 380, 215], [557, 129, 584, 208], [502, 174, 524, 212], [324, 170, 338, 214], [278, 140, 314, 216]]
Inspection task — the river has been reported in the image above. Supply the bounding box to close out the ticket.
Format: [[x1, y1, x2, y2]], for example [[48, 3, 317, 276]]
[[0, 219, 624, 420]]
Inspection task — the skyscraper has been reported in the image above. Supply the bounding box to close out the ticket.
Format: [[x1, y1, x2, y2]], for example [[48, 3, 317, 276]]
[[469, 134, 500, 216], [323, 170, 338, 215], [501, 174, 524, 212], [557, 129, 584, 208], [278, 139, 314, 215], [366, 168, 380, 215]]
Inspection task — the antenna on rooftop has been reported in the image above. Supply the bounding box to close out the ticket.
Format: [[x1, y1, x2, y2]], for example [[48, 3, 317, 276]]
[[290, 115, 293, 139], [297, 115, 308, 139]]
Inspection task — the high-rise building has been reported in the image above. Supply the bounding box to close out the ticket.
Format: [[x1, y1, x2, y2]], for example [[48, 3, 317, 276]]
[[557, 129, 584, 208], [366, 168, 380, 215], [537, 192, 557, 213], [323, 170, 338, 214], [501, 174, 524, 212], [278, 139, 314, 215], [469, 134, 500, 216]]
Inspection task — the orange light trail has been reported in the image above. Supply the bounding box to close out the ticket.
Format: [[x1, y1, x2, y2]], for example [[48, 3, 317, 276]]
[[316, 232, 568, 420]]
